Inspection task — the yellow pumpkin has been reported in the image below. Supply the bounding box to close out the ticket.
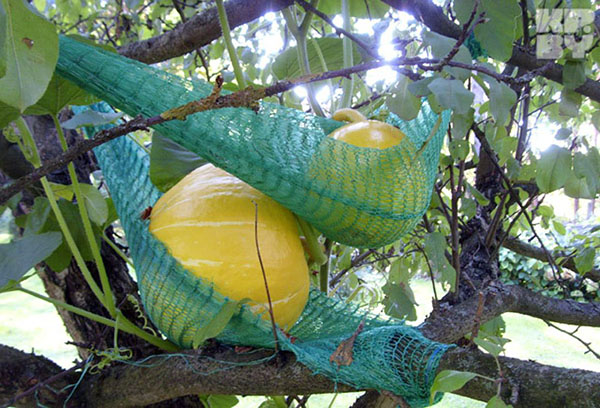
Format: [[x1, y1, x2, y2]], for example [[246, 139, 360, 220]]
[[329, 108, 406, 148], [149, 164, 309, 329], [306, 108, 427, 247]]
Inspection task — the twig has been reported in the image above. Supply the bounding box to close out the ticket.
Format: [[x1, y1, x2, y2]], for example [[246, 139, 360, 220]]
[[469, 291, 486, 342], [350, 92, 383, 110], [484, 190, 509, 248], [1, 359, 86, 408], [319, 238, 333, 293], [473, 125, 568, 292], [416, 242, 439, 302], [491, 194, 536, 260], [329, 249, 376, 288], [545, 321, 600, 360], [1, 53, 535, 205], [294, 0, 379, 60], [430, 0, 482, 71], [252, 200, 279, 354], [0, 62, 383, 206]]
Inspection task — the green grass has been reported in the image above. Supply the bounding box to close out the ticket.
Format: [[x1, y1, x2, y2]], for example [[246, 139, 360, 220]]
[[1, 257, 598, 407]]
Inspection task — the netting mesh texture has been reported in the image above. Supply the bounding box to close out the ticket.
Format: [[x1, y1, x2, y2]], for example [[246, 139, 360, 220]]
[[62, 34, 453, 407], [57, 36, 450, 249]]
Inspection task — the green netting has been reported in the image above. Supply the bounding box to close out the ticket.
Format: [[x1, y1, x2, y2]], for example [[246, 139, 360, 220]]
[[57, 36, 449, 249], [60, 34, 454, 407], [86, 127, 449, 407]]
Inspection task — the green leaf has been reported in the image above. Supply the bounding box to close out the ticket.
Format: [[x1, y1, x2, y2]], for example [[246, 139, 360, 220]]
[[60, 110, 123, 129], [0, 0, 58, 111], [317, 0, 389, 18], [555, 128, 571, 140], [486, 395, 512, 408], [480, 316, 506, 338], [24, 72, 98, 116], [206, 395, 239, 408], [592, 111, 600, 132], [474, 337, 504, 357], [264, 396, 287, 408], [563, 61, 586, 90], [430, 370, 477, 404], [47, 181, 74, 201], [24, 197, 51, 235], [564, 173, 593, 199], [473, 0, 521, 62], [573, 152, 599, 194], [408, 76, 435, 98], [0, 0, 7, 78], [78, 183, 108, 226], [535, 145, 572, 193], [452, 109, 474, 139], [39, 199, 101, 272], [192, 300, 242, 348], [449, 139, 470, 160], [427, 78, 474, 115], [149, 132, 207, 192], [553, 220, 566, 235], [488, 81, 517, 126], [424, 232, 456, 290], [103, 197, 118, 229], [559, 89, 582, 117], [574, 247, 595, 274], [272, 37, 362, 80], [386, 74, 421, 121], [467, 183, 490, 206], [422, 31, 472, 80], [0, 232, 62, 291], [0, 100, 19, 129], [382, 281, 417, 321]]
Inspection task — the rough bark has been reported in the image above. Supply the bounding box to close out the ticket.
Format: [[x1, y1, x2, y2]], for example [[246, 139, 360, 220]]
[[438, 347, 600, 407], [3, 339, 600, 408], [421, 282, 600, 344], [70, 348, 353, 407], [13, 115, 159, 360], [0, 116, 196, 407], [118, 0, 293, 64], [0, 344, 76, 408], [503, 236, 600, 283]]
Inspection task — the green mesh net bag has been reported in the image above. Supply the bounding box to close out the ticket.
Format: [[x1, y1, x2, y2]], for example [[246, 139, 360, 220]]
[[57, 36, 449, 249], [60, 35, 453, 407]]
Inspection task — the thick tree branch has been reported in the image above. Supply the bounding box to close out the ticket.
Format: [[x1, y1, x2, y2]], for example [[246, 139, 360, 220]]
[[503, 236, 600, 283], [6, 335, 600, 408], [118, 0, 293, 63], [72, 347, 352, 407], [438, 347, 600, 407], [382, 0, 600, 103], [420, 282, 600, 344], [0, 345, 76, 408]]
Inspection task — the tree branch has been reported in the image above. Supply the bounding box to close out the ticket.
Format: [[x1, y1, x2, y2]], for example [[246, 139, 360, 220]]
[[118, 0, 294, 64], [420, 282, 600, 344], [381, 0, 600, 103], [503, 236, 600, 283], [71, 347, 352, 407], [0, 345, 76, 408], [437, 347, 600, 407], [4, 300, 600, 408]]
